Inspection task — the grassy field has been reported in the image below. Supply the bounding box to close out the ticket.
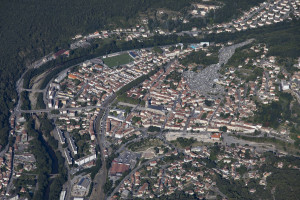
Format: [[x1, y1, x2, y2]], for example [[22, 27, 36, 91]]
[[127, 138, 164, 152], [103, 53, 133, 68]]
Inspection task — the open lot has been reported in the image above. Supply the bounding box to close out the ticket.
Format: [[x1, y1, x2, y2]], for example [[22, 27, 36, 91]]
[[103, 53, 133, 68]]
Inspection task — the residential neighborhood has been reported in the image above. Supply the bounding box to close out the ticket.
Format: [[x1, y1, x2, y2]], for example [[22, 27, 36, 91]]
[[1, 0, 300, 200]]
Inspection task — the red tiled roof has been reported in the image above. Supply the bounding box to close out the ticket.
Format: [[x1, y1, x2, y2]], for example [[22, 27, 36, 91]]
[[110, 161, 130, 175]]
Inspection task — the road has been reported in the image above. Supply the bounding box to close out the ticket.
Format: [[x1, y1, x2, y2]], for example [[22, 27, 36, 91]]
[[20, 105, 106, 113], [5, 151, 14, 196], [206, 103, 221, 130], [90, 94, 116, 200], [222, 133, 277, 152]]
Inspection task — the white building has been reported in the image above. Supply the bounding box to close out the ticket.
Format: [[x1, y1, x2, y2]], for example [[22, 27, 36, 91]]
[[69, 137, 78, 155], [64, 149, 73, 165], [74, 154, 97, 166], [281, 80, 290, 91], [56, 128, 65, 144]]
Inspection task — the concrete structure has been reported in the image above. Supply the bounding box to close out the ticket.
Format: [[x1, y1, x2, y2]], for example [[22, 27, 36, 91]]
[[59, 190, 66, 200], [55, 71, 68, 83], [72, 177, 91, 197], [68, 137, 78, 155], [74, 154, 96, 166], [56, 128, 66, 144], [166, 132, 215, 142], [281, 80, 290, 91], [64, 149, 73, 165]]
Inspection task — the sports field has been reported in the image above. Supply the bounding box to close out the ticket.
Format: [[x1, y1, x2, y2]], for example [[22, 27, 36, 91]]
[[103, 53, 133, 68]]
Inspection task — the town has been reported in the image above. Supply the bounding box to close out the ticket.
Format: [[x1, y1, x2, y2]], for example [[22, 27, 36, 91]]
[[1, 0, 300, 200]]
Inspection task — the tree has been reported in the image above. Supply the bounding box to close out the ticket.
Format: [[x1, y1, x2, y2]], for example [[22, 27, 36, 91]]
[[219, 126, 228, 132], [154, 147, 159, 154], [153, 46, 163, 54]]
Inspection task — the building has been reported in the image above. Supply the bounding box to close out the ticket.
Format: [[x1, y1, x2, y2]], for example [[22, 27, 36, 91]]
[[110, 161, 130, 176], [56, 128, 65, 144], [68, 137, 78, 155], [55, 71, 68, 83], [74, 154, 97, 166], [54, 49, 67, 59], [281, 80, 290, 91], [64, 149, 73, 165], [211, 132, 222, 141], [59, 190, 66, 200], [73, 178, 90, 195]]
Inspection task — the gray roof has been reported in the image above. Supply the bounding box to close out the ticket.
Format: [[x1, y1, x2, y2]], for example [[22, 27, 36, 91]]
[[78, 178, 90, 189]]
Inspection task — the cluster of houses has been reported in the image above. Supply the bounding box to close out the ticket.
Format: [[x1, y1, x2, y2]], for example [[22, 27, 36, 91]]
[[55, 109, 98, 166], [112, 148, 218, 199], [205, 0, 300, 34], [70, 23, 154, 50], [50, 46, 198, 168], [0, 148, 13, 196], [102, 40, 297, 145], [0, 114, 38, 196], [112, 143, 283, 199], [114, 48, 273, 138], [190, 3, 220, 17]]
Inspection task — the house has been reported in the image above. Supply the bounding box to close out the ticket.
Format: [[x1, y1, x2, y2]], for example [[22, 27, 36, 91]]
[[281, 80, 290, 91], [211, 133, 222, 141], [150, 161, 157, 167], [53, 49, 67, 59], [110, 161, 130, 176]]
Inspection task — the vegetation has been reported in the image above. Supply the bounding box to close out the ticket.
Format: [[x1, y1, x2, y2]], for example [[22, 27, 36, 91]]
[[74, 157, 102, 180], [20, 91, 31, 110], [26, 119, 52, 200], [234, 134, 300, 152], [25, 116, 67, 200], [219, 126, 227, 132], [164, 70, 182, 89], [132, 116, 142, 124], [201, 112, 208, 120], [153, 46, 163, 54], [103, 179, 114, 195], [103, 53, 133, 68], [116, 66, 161, 96], [51, 110, 60, 115], [180, 50, 218, 67], [174, 137, 196, 148], [253, 93, 293, 129], [127, 138, 163, 151], [12, 175, 36, 198], [148, 126, 161, 132], [150, 190, 199, 200], [217, 152, 300, 200], [208, 0, 265, 24], [225, 45, 261, 68], [204, 99, 213, 107], [207, 20, 300, 58], [36, 93, 46, 109], [116, 93, 145, 106], [147, 0, 265, 32]]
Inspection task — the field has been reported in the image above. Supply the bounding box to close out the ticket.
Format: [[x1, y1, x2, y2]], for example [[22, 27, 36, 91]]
[[127, 138, 164, 152], [103, 53, 133, 67]]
